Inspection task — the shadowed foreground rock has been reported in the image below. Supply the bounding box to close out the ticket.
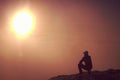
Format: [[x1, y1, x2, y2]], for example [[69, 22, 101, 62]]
[[49, 69, 120, 80]]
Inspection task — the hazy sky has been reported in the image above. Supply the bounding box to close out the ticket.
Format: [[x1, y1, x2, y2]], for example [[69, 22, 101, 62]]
[[0, 0, 120, 80]]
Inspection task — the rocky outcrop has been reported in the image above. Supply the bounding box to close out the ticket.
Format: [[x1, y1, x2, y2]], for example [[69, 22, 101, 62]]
[[49, 69, 120, 80]]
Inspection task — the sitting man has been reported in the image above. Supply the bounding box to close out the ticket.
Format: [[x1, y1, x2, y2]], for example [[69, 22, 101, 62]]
[[78, 51, 93, 74]]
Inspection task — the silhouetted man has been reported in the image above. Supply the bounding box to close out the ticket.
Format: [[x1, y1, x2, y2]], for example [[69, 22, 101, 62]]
[[78, 51, 93, 74]]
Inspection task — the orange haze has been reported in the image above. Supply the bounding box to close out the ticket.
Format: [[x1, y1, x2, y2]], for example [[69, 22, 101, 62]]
[[0, 1, 120, 80]]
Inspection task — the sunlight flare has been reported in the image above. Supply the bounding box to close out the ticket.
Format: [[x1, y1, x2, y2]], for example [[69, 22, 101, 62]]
[[11, 8, 36, 39]]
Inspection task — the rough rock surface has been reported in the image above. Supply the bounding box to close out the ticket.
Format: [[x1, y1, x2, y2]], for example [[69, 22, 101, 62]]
[[49, 69, 120, 80]]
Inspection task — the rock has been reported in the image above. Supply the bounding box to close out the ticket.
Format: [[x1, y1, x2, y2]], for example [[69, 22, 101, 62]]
[[49, 69, 120, 80]]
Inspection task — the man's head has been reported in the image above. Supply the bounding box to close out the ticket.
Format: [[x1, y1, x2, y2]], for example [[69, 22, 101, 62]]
[[83, 51, 88, 56]]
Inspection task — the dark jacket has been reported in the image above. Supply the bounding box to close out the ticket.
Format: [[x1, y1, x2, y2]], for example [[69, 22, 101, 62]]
[[79, 55, 93, 69]]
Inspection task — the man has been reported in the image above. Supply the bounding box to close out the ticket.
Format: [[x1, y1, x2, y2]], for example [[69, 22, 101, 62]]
[[78, 51, 93, 74]]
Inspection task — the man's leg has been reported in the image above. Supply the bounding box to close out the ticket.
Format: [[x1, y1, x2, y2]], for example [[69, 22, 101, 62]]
[[78, 64, 85, 74]]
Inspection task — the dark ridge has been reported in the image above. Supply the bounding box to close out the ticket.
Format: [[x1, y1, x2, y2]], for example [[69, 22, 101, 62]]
[[49, 69, 120, 80]]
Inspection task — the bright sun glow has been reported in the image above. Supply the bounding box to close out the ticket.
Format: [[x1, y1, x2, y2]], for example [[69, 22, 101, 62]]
[[11, 9, 36, 38]]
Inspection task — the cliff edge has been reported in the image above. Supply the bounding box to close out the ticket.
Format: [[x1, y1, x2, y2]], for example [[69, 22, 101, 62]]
[[49, 69, 120, 80]]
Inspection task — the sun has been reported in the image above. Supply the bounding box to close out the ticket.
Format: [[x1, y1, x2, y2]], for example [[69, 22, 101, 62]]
[[11, 9, 36, 38]]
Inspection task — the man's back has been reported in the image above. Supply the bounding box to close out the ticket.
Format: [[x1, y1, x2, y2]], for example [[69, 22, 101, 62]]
[[82, 55, 92, 69]]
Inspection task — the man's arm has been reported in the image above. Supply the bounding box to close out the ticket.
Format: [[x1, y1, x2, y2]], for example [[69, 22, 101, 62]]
[[79, 57, 84, 64]]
